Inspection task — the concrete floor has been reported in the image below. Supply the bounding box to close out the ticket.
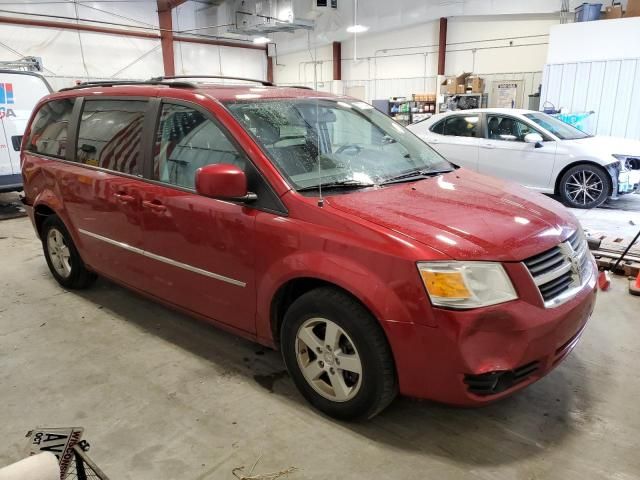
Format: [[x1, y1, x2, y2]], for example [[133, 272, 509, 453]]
[[1, 216, 640, 480]]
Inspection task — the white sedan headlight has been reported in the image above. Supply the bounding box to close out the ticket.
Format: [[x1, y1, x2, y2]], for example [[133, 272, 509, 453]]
[[417, 261, 518, 309]]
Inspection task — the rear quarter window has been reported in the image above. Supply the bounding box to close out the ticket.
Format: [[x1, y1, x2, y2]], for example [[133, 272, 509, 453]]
[[430, 120, 445, 134], [25, 98, 75, 159]]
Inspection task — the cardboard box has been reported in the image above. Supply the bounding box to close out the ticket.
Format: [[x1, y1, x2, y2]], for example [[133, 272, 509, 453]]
[[441, 73, 470, 95], [456, 84, 466, 94], [626, 0, 640, 17], [466, 76, 485, 93], [603, 4, 623, 18]]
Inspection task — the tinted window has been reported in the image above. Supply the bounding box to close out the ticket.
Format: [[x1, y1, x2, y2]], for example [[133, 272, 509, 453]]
[[487, 115, 541, 142], [430, 120, 444, 134], [76, 100, 146, 176], [26, 99, 75, 159], [153, 103, 245, 189], [443, 115, 479, 137]]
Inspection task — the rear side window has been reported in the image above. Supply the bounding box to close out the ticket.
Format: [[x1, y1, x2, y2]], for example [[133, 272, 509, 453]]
[[26, 99, 75, 159], [152, 103, 245, 189], [430, 120, 444, 134], [76, 100, 146, 176], [443, 115, 480, 137]]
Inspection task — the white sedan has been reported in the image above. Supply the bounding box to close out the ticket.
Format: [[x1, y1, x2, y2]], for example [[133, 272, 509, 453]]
[[408, 108, 640, 209]]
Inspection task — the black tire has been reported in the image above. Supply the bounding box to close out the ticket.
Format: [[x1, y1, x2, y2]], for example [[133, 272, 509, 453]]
[[41, 215, 97, 289], [559, 164, 611, 209], [281, 287, 397, 420]]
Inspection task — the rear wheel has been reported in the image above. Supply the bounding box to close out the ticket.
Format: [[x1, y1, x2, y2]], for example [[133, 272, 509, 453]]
[[42, 215, 96, 289], [281, 287, 397, 420], [559, 164, 610, 209]]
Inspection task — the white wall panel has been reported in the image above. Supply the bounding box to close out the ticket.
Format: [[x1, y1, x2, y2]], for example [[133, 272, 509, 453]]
[[175, 42, 267, 80], [541, 58, 640, 139]]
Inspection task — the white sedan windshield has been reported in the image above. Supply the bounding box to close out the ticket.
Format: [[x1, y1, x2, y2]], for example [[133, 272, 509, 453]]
[[225, 99, 453, 190], [524, 112, 590, 140]]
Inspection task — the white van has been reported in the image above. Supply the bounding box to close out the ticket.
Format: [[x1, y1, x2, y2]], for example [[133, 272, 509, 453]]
[[0, 70, 51, 192]]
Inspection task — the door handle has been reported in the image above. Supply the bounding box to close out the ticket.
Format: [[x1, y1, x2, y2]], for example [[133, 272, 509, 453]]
[[114, 192, 135, 203], [481, 144, 496, 149], [142, 200, 167, 213]]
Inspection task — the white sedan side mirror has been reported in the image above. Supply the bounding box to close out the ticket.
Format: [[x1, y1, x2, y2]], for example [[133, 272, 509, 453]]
[[524, 133, 544, 146]]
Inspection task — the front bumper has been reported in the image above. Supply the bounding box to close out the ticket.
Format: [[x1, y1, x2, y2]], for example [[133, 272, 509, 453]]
[[383, 259, 597, 406]]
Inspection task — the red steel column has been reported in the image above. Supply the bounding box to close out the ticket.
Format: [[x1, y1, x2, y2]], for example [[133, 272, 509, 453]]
[[267, 56, 274, 84], [437, 17, 447, 76], [332, 41, 341, 80], [157, 0, 175, 76]]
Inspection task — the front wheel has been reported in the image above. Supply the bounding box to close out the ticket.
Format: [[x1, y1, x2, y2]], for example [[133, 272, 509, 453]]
[[281, 287, 397, 420], [559, 164, 611, 209]]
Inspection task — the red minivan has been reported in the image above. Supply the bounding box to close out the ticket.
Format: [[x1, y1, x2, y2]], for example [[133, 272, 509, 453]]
[[21, 77, 597, 420]]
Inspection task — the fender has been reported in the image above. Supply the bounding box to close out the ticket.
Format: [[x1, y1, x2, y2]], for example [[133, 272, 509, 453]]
[[255, 249, 432, 344], [31, 189, 84, 248]]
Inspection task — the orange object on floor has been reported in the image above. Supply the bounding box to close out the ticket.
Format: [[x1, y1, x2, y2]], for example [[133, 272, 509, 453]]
[[630, 272, 640, 296], [598, 270, 611, 291]]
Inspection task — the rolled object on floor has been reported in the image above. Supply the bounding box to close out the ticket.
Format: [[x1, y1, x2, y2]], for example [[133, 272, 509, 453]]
[[587, 236, 601, 250], [0, 453, 59, 480]]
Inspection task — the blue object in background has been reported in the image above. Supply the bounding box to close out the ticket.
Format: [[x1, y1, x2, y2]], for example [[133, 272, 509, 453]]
[[552, 111, 596, 134]]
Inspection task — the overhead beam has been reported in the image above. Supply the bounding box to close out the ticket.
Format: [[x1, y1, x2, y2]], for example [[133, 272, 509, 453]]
[[438, 17, 447, 76], [0, 15, 264, 50], [332, 41, 341, 81], [0, 15, 159, 39]]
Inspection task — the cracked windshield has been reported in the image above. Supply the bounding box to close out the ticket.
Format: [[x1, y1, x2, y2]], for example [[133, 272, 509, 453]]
[[225, 98, 453, 191]]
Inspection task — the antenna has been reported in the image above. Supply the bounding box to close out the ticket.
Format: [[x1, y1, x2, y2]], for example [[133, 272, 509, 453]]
[[307, 30, 323, 207]]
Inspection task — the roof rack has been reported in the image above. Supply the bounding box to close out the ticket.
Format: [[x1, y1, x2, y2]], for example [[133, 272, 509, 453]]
[[149, 75, 274, 87], [58, 80, 196, 92]]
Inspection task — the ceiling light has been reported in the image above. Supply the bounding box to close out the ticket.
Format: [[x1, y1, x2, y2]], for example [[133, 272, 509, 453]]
[[253, 36, 271, 44], [346, 25, 369, 33]]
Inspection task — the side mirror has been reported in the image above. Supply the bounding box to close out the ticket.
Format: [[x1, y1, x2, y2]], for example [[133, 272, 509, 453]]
[[195, 164, 256, 202], [524, 133, 544, 148]]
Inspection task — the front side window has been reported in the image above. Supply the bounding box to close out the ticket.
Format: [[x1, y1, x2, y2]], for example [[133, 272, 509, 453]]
[[152, 103, 245, 189], [224, 99, 453, 191], [523, 112, 589, 140], [76, 100, 146, 176], [26, 99, 75, 159], [487, 115, 541, 142], [443, 115, 480, 137]]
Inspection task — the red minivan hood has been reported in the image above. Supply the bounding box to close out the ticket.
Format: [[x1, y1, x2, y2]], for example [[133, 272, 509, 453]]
[[326, 169, 578, 261]]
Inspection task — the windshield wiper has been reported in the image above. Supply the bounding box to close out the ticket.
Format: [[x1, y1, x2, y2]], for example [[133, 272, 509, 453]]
[[297, 180, 375, 192], [379, 169, 452, 186]]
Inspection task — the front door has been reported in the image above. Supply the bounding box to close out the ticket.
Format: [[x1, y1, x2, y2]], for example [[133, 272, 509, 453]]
[[138, 101, 257, 334], [478, 114, 557, 190]]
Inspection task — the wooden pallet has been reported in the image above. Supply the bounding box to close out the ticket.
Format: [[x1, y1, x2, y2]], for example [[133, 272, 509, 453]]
[[587, 229, 640, 277]]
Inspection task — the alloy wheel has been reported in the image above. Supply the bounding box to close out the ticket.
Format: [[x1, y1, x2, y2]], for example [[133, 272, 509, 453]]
[[295, 317, 363, 402], [565, 170, 604, 206], [47, 228, 72, 278]]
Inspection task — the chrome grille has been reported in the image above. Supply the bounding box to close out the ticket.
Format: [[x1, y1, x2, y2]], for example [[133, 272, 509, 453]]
[[524, 229, 593, 307]]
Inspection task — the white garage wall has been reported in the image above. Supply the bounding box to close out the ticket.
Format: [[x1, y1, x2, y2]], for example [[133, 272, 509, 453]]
[[540, 18, 640, 139], [174, 42, 267, 79], [274, 14, 555, 102], [0, 1, 265, 90]]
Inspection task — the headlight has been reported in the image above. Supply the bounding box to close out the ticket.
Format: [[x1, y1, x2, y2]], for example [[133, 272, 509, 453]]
[[613, 154, 630, 171], [417, 261, 518, 309]]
